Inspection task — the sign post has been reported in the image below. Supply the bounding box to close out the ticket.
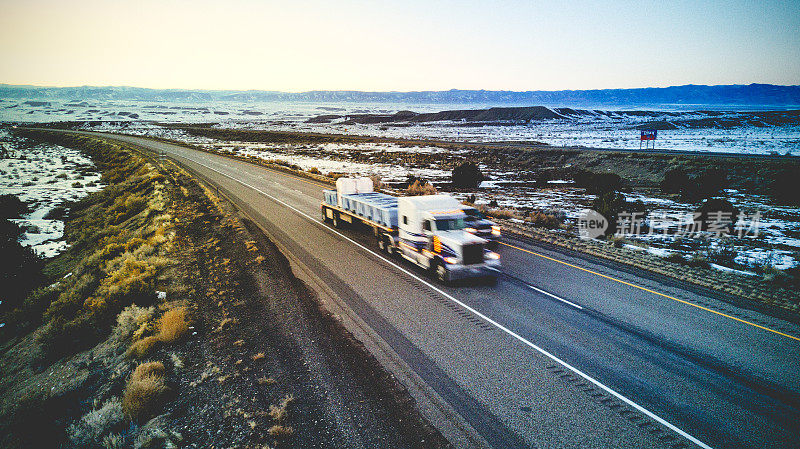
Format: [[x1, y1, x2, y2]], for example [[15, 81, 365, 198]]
[[640, 129, 657, 150]]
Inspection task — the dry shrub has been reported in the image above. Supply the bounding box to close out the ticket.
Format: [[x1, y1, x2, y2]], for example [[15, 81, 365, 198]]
[[268, 425, 294, 438], [608, 235, 626, 248], [170, 352, 184, 369], [123, 362, 168, 422], [127, 335, 160, 358], [268, 394, 294, 422], [127, 306, 190, 358], [370, 174, 383, 191], [525, 211, 563, 228], [216, 317, 236, 332], [132, 360, 166, 380], [67, 397, 124, 446], [663, 253, 686, 264], [112, 305, 154, 341], [406, 180, 437, 196], [485, 208, 517, 219], [101, 433, 125, 449], [157, 307, 189, 342]]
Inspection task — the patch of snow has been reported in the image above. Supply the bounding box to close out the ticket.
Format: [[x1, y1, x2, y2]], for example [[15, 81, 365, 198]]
[[710, 263, 757, 276], [1, 136, 103, 258]]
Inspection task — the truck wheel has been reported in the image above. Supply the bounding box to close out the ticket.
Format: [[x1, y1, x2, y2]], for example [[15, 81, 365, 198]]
[[321, 208, 328, 223], [377, 236, 386, 251], [332, 213, 340, 228], [385, 237, 394, 256]]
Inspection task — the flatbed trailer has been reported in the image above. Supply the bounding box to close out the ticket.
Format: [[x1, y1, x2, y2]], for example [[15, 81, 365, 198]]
[[321, 201, 396, 238], [321, 190, 402, 254]]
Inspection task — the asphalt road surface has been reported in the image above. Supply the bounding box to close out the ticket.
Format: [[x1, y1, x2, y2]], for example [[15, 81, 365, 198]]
[[71, 131, 800, 449]]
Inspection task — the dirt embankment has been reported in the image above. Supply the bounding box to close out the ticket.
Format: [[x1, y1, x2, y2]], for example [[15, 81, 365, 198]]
[[305, 105, 668, 125], [318, 106, 565, 124], [0, 130, 447, 449]]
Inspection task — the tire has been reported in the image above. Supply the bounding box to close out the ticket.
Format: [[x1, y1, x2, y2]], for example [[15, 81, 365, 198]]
[[385, 237, 394, 256], [378, 236, 386, 251], [332, 212, 340, 228], [321, 207, 328, 223]]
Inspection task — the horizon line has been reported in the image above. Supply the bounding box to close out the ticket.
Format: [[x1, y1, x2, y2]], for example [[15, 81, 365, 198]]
[[2, 82, 799, 94]]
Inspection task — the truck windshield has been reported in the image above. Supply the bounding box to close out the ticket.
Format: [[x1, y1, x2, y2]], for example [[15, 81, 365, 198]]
[[434, 218, 465, 231]]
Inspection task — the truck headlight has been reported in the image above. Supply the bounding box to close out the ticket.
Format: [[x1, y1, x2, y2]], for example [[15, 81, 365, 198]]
[[491, 225, 501, 236], [485, 251, 500, 260], [464, 227, 477, 233], [443, 256, 458, 265]]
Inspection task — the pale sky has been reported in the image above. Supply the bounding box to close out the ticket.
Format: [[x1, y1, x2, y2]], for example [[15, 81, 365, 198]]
[[1, 0, 799, 92]]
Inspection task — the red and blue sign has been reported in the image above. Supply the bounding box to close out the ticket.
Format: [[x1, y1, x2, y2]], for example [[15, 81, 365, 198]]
[[641, 129, 657, 141]]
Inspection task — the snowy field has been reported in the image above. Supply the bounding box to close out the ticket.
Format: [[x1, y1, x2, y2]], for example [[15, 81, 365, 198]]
[[275, 116, 800, 156], [2, 98, 799, 155], [0, 130, 103, 257]]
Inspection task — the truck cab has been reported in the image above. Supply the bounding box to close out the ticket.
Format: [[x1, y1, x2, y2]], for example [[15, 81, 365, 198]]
[[461, 206, 501, 249], [398, 196, 500, 282]]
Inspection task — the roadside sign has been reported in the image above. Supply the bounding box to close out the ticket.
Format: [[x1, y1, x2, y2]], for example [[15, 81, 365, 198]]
[[641, 129, 657, 140], [640, 129, 657, 150]]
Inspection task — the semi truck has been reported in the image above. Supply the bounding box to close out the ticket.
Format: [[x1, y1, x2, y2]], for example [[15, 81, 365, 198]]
[[321, 177, 500, 282]]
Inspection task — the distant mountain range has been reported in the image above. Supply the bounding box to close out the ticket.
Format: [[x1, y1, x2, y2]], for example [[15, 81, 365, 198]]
[[1, 83, 799, 108]]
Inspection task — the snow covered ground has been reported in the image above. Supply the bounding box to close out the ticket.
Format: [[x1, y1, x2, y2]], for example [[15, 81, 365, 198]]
[[82, 123, 456, 183], [0, 130, 103, 257], [279, 117, 800, 156], [2, 98, 799, 154]]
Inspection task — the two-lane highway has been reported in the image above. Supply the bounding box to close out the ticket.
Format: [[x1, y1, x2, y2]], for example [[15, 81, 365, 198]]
[[82, 131, 800, 449]]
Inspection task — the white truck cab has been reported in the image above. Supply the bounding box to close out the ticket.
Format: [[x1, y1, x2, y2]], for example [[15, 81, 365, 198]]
[[398, 195, 500, 281]]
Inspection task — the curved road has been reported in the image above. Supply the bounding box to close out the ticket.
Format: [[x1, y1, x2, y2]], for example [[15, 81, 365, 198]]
[[78, 131, 800, 449]]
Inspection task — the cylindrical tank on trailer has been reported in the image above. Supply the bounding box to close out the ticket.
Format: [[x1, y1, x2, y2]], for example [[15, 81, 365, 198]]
[[336, 178, 357, 207], [355, 177, 374, 194]]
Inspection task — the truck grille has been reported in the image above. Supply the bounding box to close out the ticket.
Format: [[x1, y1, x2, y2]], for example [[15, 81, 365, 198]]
[[462, 243, 484, 265]]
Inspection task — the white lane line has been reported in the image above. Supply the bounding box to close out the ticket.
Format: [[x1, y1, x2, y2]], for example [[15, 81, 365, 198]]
[[526, 284, 583, 310], [165, 150, 714, 449]]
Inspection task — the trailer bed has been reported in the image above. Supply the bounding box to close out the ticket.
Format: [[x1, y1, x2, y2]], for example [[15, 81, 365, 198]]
[[323, 190, 399, 229]]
